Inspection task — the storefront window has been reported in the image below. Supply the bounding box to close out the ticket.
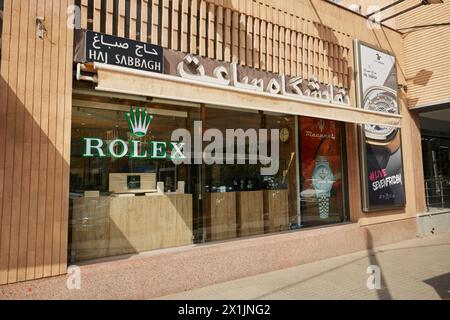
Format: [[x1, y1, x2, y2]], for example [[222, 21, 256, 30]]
[[199, 107, 298, 242], [69, 99, 199, 262], [299, 117, 347, 227], [69, 89, 347, 263]]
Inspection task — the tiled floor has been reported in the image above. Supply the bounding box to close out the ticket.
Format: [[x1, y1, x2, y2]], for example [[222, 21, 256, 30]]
[[1, 232, 449, 300], [159, 232, 450, 300]]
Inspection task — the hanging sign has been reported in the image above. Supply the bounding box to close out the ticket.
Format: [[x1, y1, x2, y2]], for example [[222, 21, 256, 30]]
[[354, 40, 406, 211]]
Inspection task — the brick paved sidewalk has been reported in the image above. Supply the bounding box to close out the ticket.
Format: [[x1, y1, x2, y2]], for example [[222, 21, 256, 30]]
[[160, 232, 450, 300]]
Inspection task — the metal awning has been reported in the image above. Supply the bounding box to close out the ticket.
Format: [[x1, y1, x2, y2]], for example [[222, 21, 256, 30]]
[[92, 62, 402, 128]]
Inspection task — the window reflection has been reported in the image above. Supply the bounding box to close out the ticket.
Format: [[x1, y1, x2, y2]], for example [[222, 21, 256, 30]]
[[69, 92, 347, 263]]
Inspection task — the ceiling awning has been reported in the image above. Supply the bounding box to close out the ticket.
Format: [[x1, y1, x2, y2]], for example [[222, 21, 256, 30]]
[[92, 63, 402, 128]]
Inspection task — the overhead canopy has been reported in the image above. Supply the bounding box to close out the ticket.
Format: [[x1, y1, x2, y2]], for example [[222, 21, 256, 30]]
[[93, 63, 402, 128]]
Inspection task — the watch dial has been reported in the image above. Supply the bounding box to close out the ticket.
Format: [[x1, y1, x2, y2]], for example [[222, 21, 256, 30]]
[[363, 87, 398, 141], [313, 164, 334, 193]]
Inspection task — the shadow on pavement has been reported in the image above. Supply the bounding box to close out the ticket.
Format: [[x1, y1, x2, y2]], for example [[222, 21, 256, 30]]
[[424, 273, 450, 300]]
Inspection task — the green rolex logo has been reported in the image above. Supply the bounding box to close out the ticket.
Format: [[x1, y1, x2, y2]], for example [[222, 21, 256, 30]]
[[125, 108, 153, 138]]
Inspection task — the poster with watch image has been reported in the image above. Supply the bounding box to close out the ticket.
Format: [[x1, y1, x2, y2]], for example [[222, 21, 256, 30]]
[[354, 40, 406, 212], [299, 117, 346, 226]]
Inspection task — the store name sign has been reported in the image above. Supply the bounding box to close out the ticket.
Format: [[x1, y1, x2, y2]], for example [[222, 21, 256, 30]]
[[177, 54, 350, 106], [84, 31, 164, 73], [82, 108, 281, 175], [82, 108, 184, 160]]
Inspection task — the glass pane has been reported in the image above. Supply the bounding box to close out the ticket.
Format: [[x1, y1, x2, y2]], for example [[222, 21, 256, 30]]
[[69, 91, 350, 263], [199, 107, 298, 242], [299, 117, 346, 227], [69, 101, 199, 262]]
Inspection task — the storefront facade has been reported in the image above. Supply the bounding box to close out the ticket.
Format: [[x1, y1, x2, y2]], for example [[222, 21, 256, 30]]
[[0, 0, 426, 288]]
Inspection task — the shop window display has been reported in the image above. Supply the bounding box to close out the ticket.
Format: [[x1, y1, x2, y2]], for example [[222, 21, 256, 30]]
[[299, 117, 347, 227], [69, 91, 347, 262]]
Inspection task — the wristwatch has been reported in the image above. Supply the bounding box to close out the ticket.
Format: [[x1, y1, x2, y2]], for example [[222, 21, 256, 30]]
[[312, 156, 335, 219], [363, 86, 400, 151]]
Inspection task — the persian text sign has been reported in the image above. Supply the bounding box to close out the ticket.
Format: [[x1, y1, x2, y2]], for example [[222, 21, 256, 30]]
[[77, 30, 164, 73]]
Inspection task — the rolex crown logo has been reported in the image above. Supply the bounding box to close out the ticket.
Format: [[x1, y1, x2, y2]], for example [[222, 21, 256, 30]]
[[125, 108, 153, 138]]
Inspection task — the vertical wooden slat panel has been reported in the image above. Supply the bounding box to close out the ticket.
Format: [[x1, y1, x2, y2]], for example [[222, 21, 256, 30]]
[[118, 0, 126, 37], [43, 0, 61, 278], [81, 0, 88, 29], [130, 0, 137, 39], [50, 0, 69, 277], [207, 2, 214, 58], [232, 10, 239, 63], [33, 0, 53, 280], [60, 0, 74, 275], [151, 0, 159, 45], [323, 27, 330, 84], [308, 30, 314, 77], [291, 23, 297, 77], [160, 0, 168, 48], [0, 0, 12, 254], [224, 8, 231, 62], [199, 0, 206, 56], [343, 47, 349, 89], [4, 0, 28, 284], [285, 24, 290, 75], [0, 0, 11, 283], [314, 37, 319, 81], [93, 0, 101, 32], [266, 15, 273, 72], [170, 0, 179, 50], [302, 21, 308, 79], [328, 30, 334, 86], [332, 42, 338, 86], [260, 12, 266, 71], [140, 0, 148, 42], [279, 15, 286, 74], [0, 0, 20, 284], [181, 0, 188, 52], [338, 40, 344, 88], [106, 0, 114, 35], [216, 5, 223, 61], [253, 17, 260, 69], [246, 15, 252, 67], [189, 0, 198, 54], [296, 22, 302, 77], [273, 17, 279, 74], [26, 0, 45, 281], [16, 0, 37, 283], [238, 12, 245, 65], [252, 1, 259, 70], [318, 25, 325, 83]]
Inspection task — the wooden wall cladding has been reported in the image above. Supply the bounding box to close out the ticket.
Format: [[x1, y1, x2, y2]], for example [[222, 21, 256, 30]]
[[396, 0, 450, 108], [75, 0, 351, 89], [0, 0, 74, 285]]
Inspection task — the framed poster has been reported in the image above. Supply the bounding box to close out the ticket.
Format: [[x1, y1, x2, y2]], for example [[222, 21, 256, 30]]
[[299, 117, 346, 226], [354, 40, 406, 212]]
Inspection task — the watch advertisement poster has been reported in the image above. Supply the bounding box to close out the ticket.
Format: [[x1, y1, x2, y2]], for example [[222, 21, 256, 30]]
[[299, 117, 345, 226], [354, 40, 406, 212]]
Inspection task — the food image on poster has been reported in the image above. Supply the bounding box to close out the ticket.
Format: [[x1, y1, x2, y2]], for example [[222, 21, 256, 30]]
[[354, 40, 406, 211], [299, 117, 346, 227]]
